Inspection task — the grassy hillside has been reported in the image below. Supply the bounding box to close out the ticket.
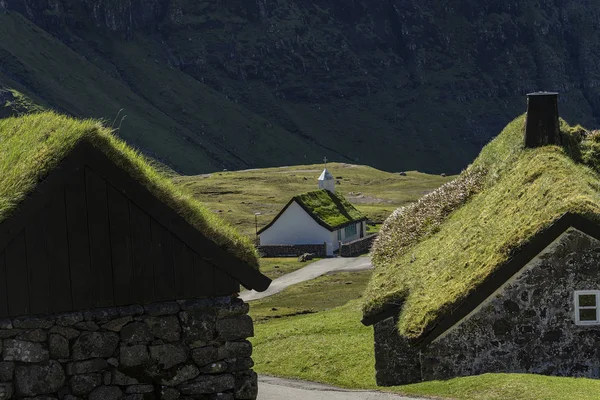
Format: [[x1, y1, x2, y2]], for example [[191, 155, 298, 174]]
[[0, 12, 322, 174], [3, 1, 600, 175], [172, 162, 452, 237]]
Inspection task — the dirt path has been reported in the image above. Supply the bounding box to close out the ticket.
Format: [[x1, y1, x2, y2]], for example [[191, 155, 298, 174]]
[[240, 257, 372, 302], [257, 376, 423, 400]]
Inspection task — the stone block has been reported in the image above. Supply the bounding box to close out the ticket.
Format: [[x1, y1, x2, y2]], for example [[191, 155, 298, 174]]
[[216, 316, 253, 341], [191, 347, 219, 367], [3, 339, 49, 363], [66, 358, 109, 375], [55, 312, 83, 327], [49, 334, 69, 359], [12, 316, 54, 330], [112, 370, 139, 386], [215, 298, 249, 318], [178, 299, 214, 311], [234, 370, 258, 400], [16, 329, 47, 342], [74, 321, 100, 332], [0, 321, 11, 330], [15, 360, 65, 396], [0, 362, 13, 382], [70, 373, 101, 395], [84, 307, 120, 323], [89, 386, 123, 400], [72, 332, 119, 360], [121, 323, 154, 344], [150, 344, 187, 370], [0, 383, 12, 399], [159, 387, 180, 400], [198, 361, 227, 374], [125, 384, 154, 394], [178, 374, 234, 395], [102, 317, 133, 332], [49, 326, 79, 340], [159, 364, 199, 387], [121, 345, 150, 368], [217, 341, 252, 360], [0, 331, 18, 339], [125, 395, 144, 400], [225, 357, 253, 372], [144, 302, 180, 316], [179, 311, 216, 343], [144, 317, 181, 342]]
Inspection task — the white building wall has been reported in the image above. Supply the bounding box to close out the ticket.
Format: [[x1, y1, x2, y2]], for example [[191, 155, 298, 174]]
[[259, 201, 334, 254]]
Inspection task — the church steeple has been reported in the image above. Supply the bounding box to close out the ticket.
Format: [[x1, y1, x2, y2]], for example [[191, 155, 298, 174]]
[[318, 168, 335, 193]]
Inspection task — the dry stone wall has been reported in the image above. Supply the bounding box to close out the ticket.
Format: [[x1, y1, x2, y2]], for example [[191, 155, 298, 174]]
[[257, 244, 326, 257], [0, 296, 257, 399], [340, 234, 377, 257]]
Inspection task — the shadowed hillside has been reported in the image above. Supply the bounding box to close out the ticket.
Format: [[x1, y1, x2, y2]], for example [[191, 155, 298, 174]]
[[1, 1, 599, 174]]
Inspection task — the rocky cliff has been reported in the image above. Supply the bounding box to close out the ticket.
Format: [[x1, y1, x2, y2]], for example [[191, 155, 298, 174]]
[[1, 0, 599, 173]]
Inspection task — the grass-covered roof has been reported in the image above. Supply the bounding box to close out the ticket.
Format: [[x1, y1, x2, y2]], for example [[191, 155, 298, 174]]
[[295, 189, 366, 230], [363, 115, 600, 340], [0, 111, 259, 267]]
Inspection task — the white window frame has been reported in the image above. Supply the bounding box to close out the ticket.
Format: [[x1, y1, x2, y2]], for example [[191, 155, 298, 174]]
[[574, 290, 600, 326]]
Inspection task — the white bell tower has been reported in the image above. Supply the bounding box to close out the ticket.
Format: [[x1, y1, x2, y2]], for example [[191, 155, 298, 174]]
[[318, 168, 335, 193]]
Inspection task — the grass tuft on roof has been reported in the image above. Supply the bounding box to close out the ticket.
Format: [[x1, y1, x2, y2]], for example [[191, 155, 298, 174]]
[[0, 111, 258, 267], [363, 115, 600, 339], [295, 189, 366, 230]]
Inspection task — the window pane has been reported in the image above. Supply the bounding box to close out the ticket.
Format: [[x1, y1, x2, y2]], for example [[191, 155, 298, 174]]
[[579, 308, 597, 322], [579, 294, 597, 307]]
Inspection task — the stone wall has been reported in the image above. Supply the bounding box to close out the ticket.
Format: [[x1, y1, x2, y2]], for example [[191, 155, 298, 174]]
[[257, 244, 326, 258], [374, 228, 600, 385], [0, 297, 257, 399], [340, 234, 377, 257]]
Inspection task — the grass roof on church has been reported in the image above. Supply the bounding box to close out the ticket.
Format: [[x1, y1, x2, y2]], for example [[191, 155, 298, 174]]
[[295, 189, 366, 230], [363, 115, 600, 339], [0, 111, 259, 267]]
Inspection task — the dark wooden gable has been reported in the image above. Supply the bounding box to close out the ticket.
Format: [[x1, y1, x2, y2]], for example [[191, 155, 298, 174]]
[[0, 141, 269, 318]]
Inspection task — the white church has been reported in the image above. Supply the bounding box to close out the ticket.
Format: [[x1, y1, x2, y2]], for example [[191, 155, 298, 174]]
[[258, 169, 367, 256]]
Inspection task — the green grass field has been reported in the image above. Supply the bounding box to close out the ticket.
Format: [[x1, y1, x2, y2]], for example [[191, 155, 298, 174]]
[[174, 162, 451, 237]]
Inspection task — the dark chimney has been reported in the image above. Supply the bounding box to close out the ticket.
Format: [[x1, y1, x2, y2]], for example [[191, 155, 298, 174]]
[[524, 92, 560, 148]]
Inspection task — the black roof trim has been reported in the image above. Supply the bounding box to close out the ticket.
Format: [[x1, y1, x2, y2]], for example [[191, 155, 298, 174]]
[[362, 213, 600, 345]]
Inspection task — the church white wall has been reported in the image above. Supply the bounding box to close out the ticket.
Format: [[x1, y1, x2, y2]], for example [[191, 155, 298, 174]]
[[260, 202, 333, 254]]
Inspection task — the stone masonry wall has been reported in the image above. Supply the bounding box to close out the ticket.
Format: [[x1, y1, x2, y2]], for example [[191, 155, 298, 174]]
[[0, 296, 257, 399], [423, 228, 600, 381], [340, 234, 377, 257], [257, 244, 326, 257], [373, 316, 421, 386]]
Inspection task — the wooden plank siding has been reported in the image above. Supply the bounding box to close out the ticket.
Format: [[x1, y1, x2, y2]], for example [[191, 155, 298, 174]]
[[0, 155, 244, 318]]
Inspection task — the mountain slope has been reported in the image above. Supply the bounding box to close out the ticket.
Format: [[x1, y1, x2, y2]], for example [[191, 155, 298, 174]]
[[1, 1, 599, 174]]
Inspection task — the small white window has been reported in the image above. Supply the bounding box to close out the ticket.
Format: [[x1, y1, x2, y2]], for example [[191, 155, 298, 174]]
[[574, 290, 600, 325]]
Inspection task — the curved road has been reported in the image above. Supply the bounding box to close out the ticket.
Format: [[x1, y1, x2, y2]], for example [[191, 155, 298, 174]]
[[258, 376, 423, 400], [240, 257, 373, 302]]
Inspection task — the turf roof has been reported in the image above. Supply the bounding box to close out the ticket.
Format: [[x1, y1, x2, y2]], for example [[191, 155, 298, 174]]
[[259, 189, 366, 233], [0, 111, 259, 267], [296, 189, 367, 230], [363, 115, 600, 340]]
